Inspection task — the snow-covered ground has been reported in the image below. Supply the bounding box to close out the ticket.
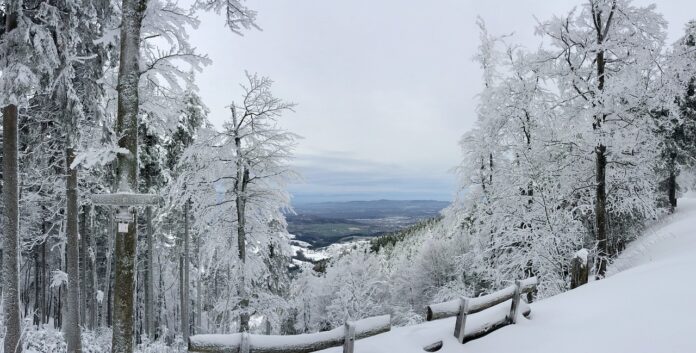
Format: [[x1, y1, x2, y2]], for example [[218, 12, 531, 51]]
[[319, 197, 696, 353]]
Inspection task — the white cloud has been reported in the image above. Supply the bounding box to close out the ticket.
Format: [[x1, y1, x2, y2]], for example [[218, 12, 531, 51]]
[[187, 0, 695, 202]]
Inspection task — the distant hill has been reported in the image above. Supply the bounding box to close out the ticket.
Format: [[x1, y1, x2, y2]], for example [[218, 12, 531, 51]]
[[290, 199, 448, 219], [286, 199, 448, 248]]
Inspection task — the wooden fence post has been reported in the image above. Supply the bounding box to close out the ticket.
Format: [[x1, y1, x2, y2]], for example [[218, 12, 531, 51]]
[[509, 280, 521, 324], [343, 321, 355, 353], [453, 297, 469, 343], [571, 249, 589, 289], [240, 332, 250, 353]]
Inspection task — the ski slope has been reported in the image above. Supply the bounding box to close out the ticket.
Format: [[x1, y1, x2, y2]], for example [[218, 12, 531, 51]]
[[320, 196, 696, 353]]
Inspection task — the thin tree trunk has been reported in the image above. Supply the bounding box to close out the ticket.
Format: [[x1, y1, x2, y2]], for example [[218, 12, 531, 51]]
[[144, 206, 154, 338], [595, 144, 608, 277], [157, 252, 165, 338], [80, 206, 88, 327], [66, 147, 83, 353], [231, 111, 250, 332], [42, 240, 48, 325], [668, 153, 678, 213], [101, 215, 115, 328], [180, 201, 190, 342], [34, 245, 41, 326], [89, 208, 97, 329], [195, 232, 202, 335]]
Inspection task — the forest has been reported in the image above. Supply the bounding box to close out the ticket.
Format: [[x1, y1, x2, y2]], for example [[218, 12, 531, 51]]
[[1, 0, 696, 352]]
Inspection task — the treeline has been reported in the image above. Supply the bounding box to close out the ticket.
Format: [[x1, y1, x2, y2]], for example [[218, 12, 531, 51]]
[[0, 0, 303, 352]]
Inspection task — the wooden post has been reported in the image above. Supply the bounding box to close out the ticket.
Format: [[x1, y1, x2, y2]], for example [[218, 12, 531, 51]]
[[509, 280, 521, 324], [240, 332, 250, 353], [453, 297, 469, 344], [571, 249, 589, 289], [343, 321, 355, 353]]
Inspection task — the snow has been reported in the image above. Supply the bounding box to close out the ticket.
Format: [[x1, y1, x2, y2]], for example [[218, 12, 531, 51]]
[[190, 315, 390, 351], [292, 245, 329, 262], [316, 197, 696, 353], [573, 248, 589, 264]]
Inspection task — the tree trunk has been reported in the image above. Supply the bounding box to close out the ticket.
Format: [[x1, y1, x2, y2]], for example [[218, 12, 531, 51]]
[[591, 4, 612, 279], [144, 205, 155, 338], [231, 111, 250, 332], [66, 147, 83, 353], [195, 233, 203, 335], [595, 144, 608, 278], [3, 101, 23, 353], [42, 240, 48, 325], [80, 206, 89, 327], [33, 244, 41, 326], [101, 215, 115, 328], [236, 170, 249, 332], [89, 208, 98, 329], [112, 0, 147, 349], [180, 201, 190, 341], [668, 153, 678, 213]]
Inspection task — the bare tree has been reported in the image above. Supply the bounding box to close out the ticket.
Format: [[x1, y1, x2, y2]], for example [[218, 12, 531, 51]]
[[225, 72, 296, 331]]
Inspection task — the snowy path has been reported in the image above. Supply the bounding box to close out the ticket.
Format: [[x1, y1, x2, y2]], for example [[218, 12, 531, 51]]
[[319, 197, 696, 353]]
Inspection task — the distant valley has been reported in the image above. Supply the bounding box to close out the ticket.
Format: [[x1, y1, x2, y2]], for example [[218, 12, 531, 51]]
[[286, 199, 448, 248]]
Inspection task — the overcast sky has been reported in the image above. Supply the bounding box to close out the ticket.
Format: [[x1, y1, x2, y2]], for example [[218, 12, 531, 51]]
[[188, 0, 694, 204]]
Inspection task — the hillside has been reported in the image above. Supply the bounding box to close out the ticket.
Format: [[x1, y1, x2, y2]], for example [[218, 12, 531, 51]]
[[318, 196, 696, 353]]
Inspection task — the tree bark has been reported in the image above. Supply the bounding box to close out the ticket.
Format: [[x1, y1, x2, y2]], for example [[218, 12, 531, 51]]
[[33, 243, 42, 326], [112, 0, 147, 349], [3, 102, 23, 353], [668, 153, 678, 213], [42, 240, 48, 325], [80, 206, 89, 327], [89, 208, 98, 329], [231, 108, 250, 332], [101, 215, 115, 328], [144, 206, 155, 338], [3, 2, 22, 351], [195, 233, 203, 335], [66, 147, 83, 353], [595, 144, 608, 277], [180, 201, 191, 341], [591, 1, 614, 279]]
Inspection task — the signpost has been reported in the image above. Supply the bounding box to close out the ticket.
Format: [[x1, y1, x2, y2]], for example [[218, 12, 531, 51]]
[[91, 174, 158, 353], [91, 178, 159, 234]]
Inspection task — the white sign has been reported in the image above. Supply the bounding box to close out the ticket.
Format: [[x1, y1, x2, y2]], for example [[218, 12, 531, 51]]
[[118, 222, 129, 233]]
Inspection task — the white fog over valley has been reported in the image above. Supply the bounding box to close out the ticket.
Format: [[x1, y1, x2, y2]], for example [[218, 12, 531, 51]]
[[1, 1, 696, 353]]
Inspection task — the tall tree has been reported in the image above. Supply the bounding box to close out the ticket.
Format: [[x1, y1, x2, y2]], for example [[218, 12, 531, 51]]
[[1, 2, 22, 351], [111, 0, 148, 350], [226, 73, 296, 331], [1, 0, 59, 350], [537, 0, 666, 277]]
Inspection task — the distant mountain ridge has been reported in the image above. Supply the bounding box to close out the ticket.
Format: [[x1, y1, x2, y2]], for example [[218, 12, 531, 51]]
[[286, 199, 449, 248], [289, 199, 449, 219]]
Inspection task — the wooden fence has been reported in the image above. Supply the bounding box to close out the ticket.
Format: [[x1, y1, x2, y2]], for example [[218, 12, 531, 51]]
[[426, 276, 538, 344], [188, 314, 391, 353], [190, 277, 539, 352]]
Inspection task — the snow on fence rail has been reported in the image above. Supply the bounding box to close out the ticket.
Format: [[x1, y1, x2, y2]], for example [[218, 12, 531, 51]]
[[188, 314, 391, 353], [426, 276, 538, 344]]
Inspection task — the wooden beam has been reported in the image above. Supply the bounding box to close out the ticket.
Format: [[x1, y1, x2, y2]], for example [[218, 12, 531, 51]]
[[189, 315, 390, 353], [426, 277, 537, 321]]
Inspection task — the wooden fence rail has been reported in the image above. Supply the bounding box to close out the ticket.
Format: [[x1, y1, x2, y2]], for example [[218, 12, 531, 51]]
[[426, 276, 538, 344], [188, 314, 391, 353]]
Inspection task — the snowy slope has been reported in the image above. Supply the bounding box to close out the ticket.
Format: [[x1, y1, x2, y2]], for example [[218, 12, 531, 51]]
[[319, 197, 696, 353]]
